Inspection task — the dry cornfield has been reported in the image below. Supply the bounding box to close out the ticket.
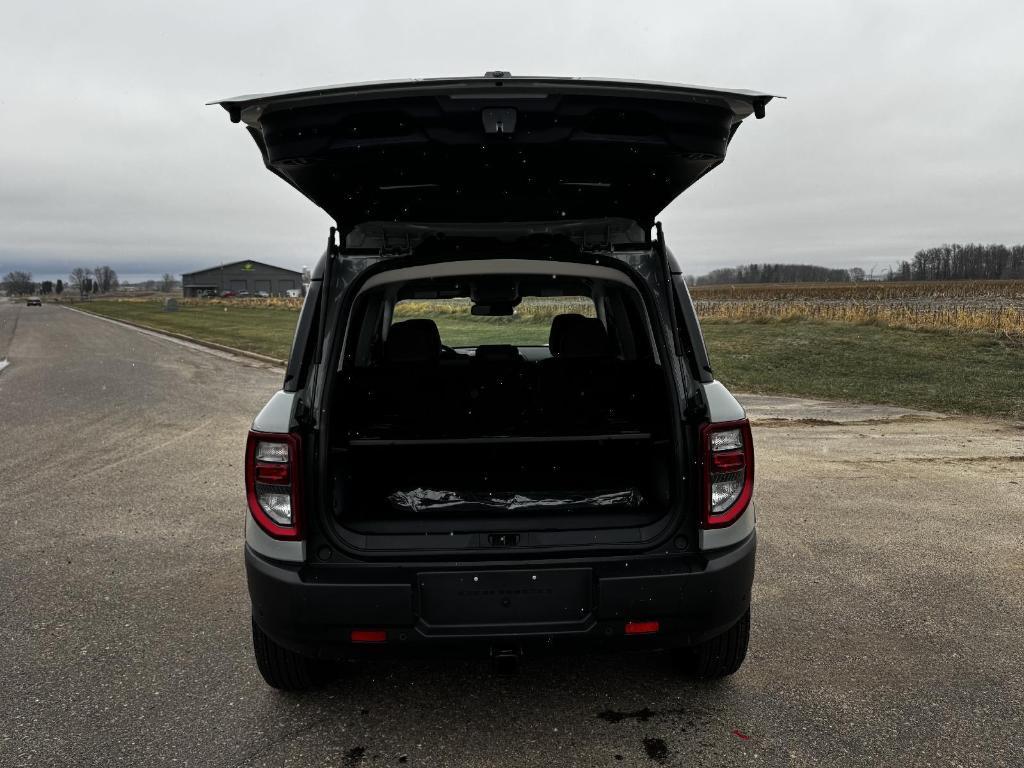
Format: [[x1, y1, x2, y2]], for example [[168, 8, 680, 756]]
[[690, 280, 1024, 337], [135, 280, 1024, 336], [178, 296, 305, 310], [394, 297, 596, 320], [689, 279, 1024, 302]]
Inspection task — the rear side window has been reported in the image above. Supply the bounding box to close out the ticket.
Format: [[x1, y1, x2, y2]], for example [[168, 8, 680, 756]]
[[671, 276, 713, 382], [392, 297, 595, 348]]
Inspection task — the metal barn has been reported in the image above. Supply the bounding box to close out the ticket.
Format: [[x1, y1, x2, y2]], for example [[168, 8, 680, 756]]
[[181, 260, 303, 297]]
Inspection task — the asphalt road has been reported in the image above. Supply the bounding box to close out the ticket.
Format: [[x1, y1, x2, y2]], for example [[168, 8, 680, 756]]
[[1, 300, 1021, 767]]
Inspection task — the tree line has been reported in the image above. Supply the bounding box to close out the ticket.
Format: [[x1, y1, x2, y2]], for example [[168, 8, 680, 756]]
[[890, 243, 1024, 281], [2, 267, 179, 297], [2, 266, 120, 297], [687, 243, 1024, 285], [689, 263, 855, 286]]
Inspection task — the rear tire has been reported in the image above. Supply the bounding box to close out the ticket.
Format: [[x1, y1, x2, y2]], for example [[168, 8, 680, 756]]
[[675, 608, 750, 679], [251, 618, 333, 691]]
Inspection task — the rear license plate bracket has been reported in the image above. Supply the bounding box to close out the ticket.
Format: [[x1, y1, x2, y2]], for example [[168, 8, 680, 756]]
[[418, 568, 592, 628]]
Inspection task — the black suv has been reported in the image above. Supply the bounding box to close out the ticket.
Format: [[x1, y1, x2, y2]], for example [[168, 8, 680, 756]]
[[217, 74, 772, 690]]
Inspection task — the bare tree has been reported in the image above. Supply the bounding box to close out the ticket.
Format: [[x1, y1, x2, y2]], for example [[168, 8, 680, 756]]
[[93, 265, 119, 294], [892, 243, 1024, 281], [160, 273, 174, 292], [69, 267, 93, 298], [2, 271, 35, 295]]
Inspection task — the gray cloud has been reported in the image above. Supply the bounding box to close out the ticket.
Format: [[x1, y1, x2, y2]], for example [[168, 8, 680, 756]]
[[1, 0, 1022, 281]]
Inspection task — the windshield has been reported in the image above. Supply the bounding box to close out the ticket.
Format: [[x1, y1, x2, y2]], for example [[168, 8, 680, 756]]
[[392, 296, 596, 347]]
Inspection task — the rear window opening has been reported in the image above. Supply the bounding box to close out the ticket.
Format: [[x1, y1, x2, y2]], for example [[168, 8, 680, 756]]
[[321, 261, 684, 551], [392, 296, 597, 349]]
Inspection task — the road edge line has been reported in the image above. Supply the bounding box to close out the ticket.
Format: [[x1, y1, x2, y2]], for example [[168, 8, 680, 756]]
[[61, 305, 287, 368]]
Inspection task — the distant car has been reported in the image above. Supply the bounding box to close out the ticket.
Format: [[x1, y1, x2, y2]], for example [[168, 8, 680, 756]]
[[285, 288, 303, 298], [26, 297, 42, 306], [221, 290, 238, 298], [255, 290, 271, 298], [237, 291, 251, 297]]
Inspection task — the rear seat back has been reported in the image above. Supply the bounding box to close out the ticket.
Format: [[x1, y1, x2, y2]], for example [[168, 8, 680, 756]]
[[538, 314, 661, 430], [539, 313, 613, 427], [465, 345, 532, 431], [384, 319, 442, 364], [339, 315, 663, 438], [547, 314, 611, 359]]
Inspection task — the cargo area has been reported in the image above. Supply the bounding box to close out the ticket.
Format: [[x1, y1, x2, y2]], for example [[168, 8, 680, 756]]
[[333, 435, 672, 535], [323, 262, 681, 542]]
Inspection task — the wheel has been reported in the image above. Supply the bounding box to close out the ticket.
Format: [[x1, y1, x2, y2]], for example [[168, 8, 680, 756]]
[[251, 618, 334, 691], [675, 609, 750, 679]]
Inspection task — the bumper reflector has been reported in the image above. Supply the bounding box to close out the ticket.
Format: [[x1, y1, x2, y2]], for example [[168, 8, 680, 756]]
[[624, 620, 660, 635], [351, 629, 387, 644]]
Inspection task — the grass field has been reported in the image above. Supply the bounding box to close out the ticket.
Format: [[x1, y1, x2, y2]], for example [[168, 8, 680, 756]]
[[76, 300, 301, 360], [701, 319, 1023, 419], [74, 290, 1024, 420]]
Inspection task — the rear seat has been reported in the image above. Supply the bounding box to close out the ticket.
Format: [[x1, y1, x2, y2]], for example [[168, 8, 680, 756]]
[[464, 345, 532, 432], [342, 320, 530, 436], [340, 316, 662, 437], [383, 319, 442, 365], [538, 314, 618, 428], [539, 314, 661, 431], [341, 320, 448, 434]]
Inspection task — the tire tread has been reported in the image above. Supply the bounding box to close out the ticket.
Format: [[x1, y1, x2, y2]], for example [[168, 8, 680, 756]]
[[678, 609, 750, 679], [251, 618, 324, 691]]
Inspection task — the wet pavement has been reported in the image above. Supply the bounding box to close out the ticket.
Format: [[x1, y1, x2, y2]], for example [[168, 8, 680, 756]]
[[1, 301, 1021, 767]]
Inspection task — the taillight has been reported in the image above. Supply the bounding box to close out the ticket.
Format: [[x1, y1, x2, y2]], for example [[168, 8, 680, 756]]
[[245, 430, 302, 540], [700, 419, 754, 528], [351, 629, 388, 644], [625, 620, 660, 635]]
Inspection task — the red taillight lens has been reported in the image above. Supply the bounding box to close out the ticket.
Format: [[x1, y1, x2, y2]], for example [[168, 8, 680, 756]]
[[351, 629, 387, 644], [245, 430, 302, 540], [625, 620, 660, 635], [700, 419, 754, 529], [710, 450, 745, 474], [254, 462, 290, 484]]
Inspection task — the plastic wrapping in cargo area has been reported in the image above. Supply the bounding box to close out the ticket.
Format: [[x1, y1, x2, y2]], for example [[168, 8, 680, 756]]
[[330, 433, 674, 536]]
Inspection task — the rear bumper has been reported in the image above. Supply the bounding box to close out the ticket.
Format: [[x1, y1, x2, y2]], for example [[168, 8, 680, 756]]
[[245, 533, 755, 660]]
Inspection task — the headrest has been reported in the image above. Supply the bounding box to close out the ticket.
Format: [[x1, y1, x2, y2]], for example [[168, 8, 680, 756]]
[[548, 314, 610, 358], [548, 313, 587, 356], [385, 319, 442, 364], [474, 344, 521, 363]]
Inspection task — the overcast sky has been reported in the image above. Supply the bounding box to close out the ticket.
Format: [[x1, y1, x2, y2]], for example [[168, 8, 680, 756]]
[[2, 0, 1022, 282]]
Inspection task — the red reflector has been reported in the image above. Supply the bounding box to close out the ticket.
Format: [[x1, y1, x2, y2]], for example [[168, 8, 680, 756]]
[[624, 620, 660, 635], [254, 462, 290, 483], [350, 629, 387, 644], [710, 449, 745, 473]]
